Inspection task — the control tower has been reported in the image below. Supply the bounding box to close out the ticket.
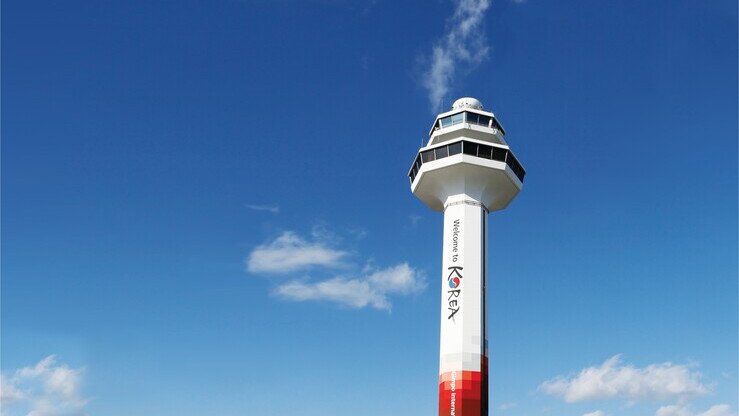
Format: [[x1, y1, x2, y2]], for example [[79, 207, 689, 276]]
[[408, 97, 525, 416]]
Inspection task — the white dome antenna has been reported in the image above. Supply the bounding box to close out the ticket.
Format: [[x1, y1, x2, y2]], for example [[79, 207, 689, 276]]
[[452, 97, 484, 110]]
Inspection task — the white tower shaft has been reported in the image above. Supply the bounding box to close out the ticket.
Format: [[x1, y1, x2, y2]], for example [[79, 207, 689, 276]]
[[438, 195, 488, 416]]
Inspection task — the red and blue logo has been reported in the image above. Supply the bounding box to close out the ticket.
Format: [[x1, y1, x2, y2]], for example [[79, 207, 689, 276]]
[[446, 266, 464, 321]]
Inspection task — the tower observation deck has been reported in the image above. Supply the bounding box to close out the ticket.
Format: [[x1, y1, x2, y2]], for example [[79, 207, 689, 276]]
[[408, 97, 525, 416]]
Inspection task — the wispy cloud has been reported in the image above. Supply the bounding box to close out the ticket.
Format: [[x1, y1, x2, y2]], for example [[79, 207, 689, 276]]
[[696, 405, 735, 416], [246, 231, 347, 274], [498, 402, 517, 411], [657, 405, 694, 416], [540, 355, 709, 404], [1, 355, 88, 416], [275, 263, 425, 311], [583, 411, 605, 416], [244, 203, 280, 213], [422, 0, 491, 112], [656, 404, 735, 416], [408, 214, 424, 228]]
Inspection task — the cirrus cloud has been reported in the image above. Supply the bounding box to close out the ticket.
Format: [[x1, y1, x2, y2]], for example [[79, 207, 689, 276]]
[[244, 203, 280, 213], [422, 0, 491, 112]]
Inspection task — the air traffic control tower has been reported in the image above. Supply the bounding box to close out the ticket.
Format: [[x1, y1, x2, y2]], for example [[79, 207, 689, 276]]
[[408, 97, 525, 416]]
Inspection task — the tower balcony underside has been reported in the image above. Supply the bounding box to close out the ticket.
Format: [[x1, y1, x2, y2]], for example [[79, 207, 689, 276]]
[[410, 153, 523, 212]]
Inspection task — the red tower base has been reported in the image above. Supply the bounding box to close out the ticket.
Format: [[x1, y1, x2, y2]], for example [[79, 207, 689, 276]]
[[438, 356, 488, 416]]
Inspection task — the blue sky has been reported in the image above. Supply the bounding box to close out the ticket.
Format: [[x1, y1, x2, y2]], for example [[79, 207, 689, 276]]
[[2, 1, 736, 415]]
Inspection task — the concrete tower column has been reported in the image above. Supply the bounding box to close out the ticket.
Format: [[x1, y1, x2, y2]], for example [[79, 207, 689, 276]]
[[438, 195, 488, 416]]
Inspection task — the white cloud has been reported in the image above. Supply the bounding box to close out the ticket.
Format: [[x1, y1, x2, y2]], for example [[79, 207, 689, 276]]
[[657, 405, 693, 416], [246, 231, 347, 274], [423, 0, 491, 112], [1, 355, 87, 416], [275, 263, 425, 311], [1, 374, 25, 406], [697, 405, 735, 416], [244, 203, 280, 213], [656, 404, 735, 416], [540, 355, 709, 403], [583, 411, 605, 416], [247, 229, 425, 311]]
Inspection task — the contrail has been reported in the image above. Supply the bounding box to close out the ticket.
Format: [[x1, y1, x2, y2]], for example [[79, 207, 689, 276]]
[[423, 0, 491, 112]]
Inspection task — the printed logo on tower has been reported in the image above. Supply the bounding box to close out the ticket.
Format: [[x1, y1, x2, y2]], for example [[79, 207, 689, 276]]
[[446, 266, 463, 320], [447, 218, 463, 321]]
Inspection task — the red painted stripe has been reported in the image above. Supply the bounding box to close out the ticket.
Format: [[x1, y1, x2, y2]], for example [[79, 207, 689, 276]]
[[438, 357, 488, 416]]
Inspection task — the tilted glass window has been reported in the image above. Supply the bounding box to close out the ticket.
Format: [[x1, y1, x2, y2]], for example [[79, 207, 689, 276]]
[[478, 144, 492, 159], [509, 155, 525, 180], [448, 141, 462, 156], [422, 150, 435, 163], [435, 146, 449, 159], [492, 146, 506, 162], [477, 115, 491, 127], [463, 142, 478, 156], [450, 113, 464, 125]]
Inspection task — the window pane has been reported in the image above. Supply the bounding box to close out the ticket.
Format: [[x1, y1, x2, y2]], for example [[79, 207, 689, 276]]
[[451, 113, 463, 125], [465, 112, 478, 124], [448, 141, 462, 155], [440, 116, 452, 127], [492, 147, 506, 161], [415, 155, 422, 169], [435, 146, 449, 159], [478, 144, 492, 159], [507, 154, 525, 181], [422, 150, 435, 162], [478, 115, 491, 127], [463, 141, 478, 156]]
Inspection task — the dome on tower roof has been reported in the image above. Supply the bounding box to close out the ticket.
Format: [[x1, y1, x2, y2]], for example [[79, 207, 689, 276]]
[[452, 97, 484, 111]]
